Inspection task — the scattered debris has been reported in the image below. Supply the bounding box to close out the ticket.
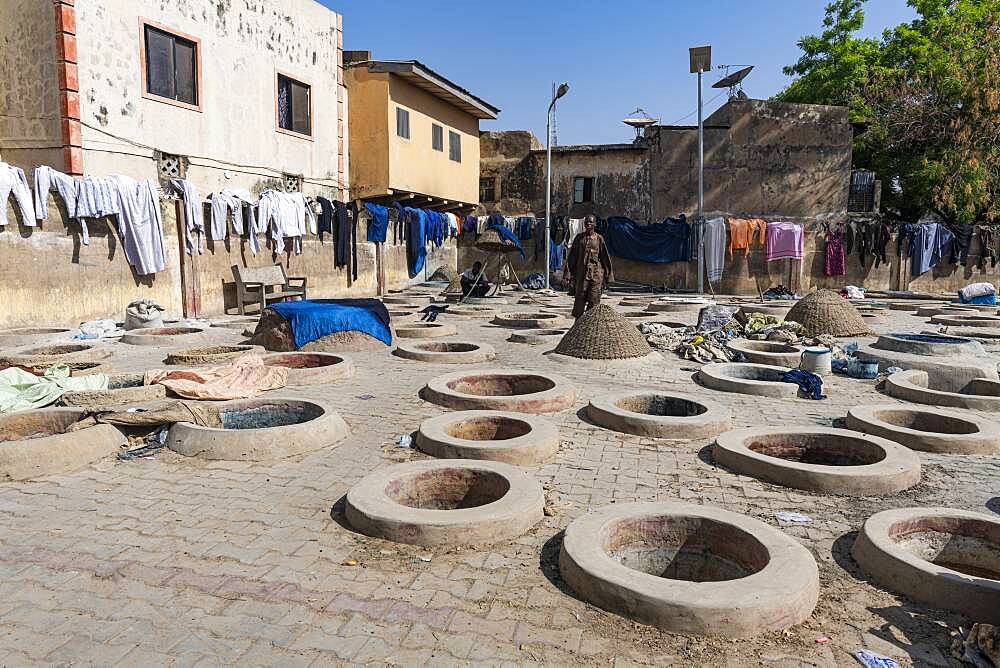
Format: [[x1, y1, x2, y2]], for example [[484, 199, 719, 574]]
[[775, 511, 813, 525], [853, 649, 899, 668], [396, 434, 413, 448]]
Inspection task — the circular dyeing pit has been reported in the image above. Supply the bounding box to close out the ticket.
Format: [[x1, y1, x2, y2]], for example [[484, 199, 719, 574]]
[[929, 314, 1000, 328], [445, 306, 497, 319], [586, 391, 731, 439], [0, 327, 73, 348], [422, 370, 576, 413], [393, 341, 496, 364], [558, 502, 819, 637], [0, 343, 110, 369], [508, 329, 566, 345], [416, 410, 559, 465], [382, 295, 433, 306], [165, 345, 258, 365], [712, 427, 921, 495], [644, 301, 706, 313], [697, 363, 799, 398], [121, 327, 204, 346], [345, 459, 544, 546], [0, 408, 126, 481], [871, 333, 984, 357], [846, 404, 1000, 455], [883, 369, 1000, 412], [167, 398, 348, 460], [852, 507, 1000, 623], [261, 352, 354, 385], [725, 340, 803, 367], [492, 312, 567, 329], [60, 373, 167, 410], [394, 323, 457, 339]]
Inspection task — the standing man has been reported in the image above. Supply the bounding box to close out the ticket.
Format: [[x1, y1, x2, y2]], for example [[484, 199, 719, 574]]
[[566, 214, 614, 317]]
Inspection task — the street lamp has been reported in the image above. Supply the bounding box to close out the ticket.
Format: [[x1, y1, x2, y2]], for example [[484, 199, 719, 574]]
[[689, 45, 711, 294], [545, 82, 569, 290]]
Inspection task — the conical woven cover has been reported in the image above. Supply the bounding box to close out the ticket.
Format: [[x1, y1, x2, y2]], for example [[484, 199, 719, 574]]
[[554, 305, 652, 359], [475, 227, 519, 253], [430, 266, 457, 282], [784, 289, 873, 336], [443, 276, 463, 295]]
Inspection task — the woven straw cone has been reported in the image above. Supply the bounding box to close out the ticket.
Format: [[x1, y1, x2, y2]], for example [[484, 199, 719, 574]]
[[475, 227, 519, 254], [785, 289, 874, 337], [443, 276, 464, 295], [554, 305, 652, 360], [429, 266, 457, 282]]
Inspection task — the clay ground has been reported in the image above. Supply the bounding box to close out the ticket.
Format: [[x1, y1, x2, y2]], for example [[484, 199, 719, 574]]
[[0, 292, 998, 666]]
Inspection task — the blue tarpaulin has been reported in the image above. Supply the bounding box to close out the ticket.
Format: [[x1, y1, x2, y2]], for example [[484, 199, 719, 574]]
[[269, 299, 392, 349], [603, 215, 692, 264]]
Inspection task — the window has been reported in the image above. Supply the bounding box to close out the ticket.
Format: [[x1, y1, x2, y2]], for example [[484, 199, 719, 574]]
[[431, 124, 443, 151], [480, 177, 497, 203], [448, 131, 461, 163], [277, 74, 311, 136], [573, 177, 594, 203], [396, 107, 410, 139], [143, 24, 199, 107]]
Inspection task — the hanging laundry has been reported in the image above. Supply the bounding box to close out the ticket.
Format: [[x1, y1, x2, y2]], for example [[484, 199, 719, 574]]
[[824, 222, 846, 277], [765, 222, 804, 262], [364, 203, 389, 243], [170, 178, 205, 255], [703, 217, 726, 282], [566, 217, 584, 240], [316, 196, 334, 239], [604, 215, 690, 264], [549, 238, 565, 271], [910, 222, 954, 276], [978, 225, 997, 269], [726, 217, 766, 252], [516, 216, 534, 241], [333, 200, 350, 269], [113, 176, 167, 276], [33, 165, 78, 222], [258, 190, 315, 255], [950, 224, 974, 265], [0, 162, 35, 228], [403, 207, 426, 277]]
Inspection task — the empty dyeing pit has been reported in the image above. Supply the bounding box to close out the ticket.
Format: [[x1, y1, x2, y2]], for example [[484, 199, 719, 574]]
[[394, 323, 457, 339], [712, 427, 921, 495], [872, 333, 984, 357], [916, 305, 978, 318], [697, 363, 799, 398], [846, 404, 1000, 454], [852, 508, 1000, 623], [0, 343, 109, 369], [415, 410, 558, 465], [0, 327, 73, 348], [884, 369, 1000, 411], [645, 301, 707, 313], [586, 391, 731, 439], [492, 312, 567, 329], [394, 341, 496, 364], [730, 302, 792, 318], [210, 317, 259, 330], [261, 352, 355, 385], [167, 398, 348, 460], [60, 373, 167, 409], [345, 459, 544, 546], [165, 345, 258, 365], [121, 327, 204, 346], [423, 370, 576, 413], [446, 306, 498, 319], [509, 329, 566, 345], [559, 502, 819, 637], [0, 408, 126, 481], [382, 295, 433, 306], [387, 309, 418, 320], [726, 340, 803, 367], [930, 314, 1000, 328]]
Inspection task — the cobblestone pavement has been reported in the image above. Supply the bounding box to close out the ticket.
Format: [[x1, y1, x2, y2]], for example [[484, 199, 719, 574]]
[[1, 292, 998, 666]]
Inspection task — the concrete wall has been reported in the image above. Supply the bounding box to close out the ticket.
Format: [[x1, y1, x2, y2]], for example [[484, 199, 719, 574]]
[[72, 0, 346, 197], [344, 67, 389, 198], [0, 0, 64, 172]]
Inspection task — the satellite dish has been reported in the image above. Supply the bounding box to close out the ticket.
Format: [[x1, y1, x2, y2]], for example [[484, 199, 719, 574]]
[[623, 107, 657, 140], [712, 65, 754, 89]]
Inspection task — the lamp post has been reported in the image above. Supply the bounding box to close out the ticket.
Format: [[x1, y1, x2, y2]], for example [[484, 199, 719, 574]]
[[545, 82, 569, 290], [689, 46, 711, 294]]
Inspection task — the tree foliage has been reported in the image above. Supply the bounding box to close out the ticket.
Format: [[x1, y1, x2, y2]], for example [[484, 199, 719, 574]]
[[776, 0, 1000, 225]]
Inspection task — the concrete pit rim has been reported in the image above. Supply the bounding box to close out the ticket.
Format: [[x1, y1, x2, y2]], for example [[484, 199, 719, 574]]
[[491, 312, 568, 329], [508, 329, 566, 345], [586, 391, 731, 439], [261, 352, 355, 385], [422, 369, 576, 413], [164, 345, 259, 365], [0, 408, 126, 481], [345, 459, 544, 546], [725, 339, 804, 367], [846, 404, 1000, 454], [393, 341, 497, 364], [929, 315, 1000, 328], [697, 363, 800, 398], [883, 369, 1000, 412], [121, 327, 205, 346], [415, 410, 559, 465], [558, 501, 819, 637], [872, 333, 984, 357], [851, 507, 1000, 623], [712, 427, 921, 495], [394, 323, 458, 339]]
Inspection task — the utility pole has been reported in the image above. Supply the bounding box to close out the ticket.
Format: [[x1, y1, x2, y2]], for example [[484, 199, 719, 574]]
[[545, 82, 570, 290], [690, 46, 711, 295]]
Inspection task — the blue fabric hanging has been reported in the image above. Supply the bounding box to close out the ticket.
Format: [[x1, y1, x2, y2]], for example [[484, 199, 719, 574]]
[[364, 203, 389, 243], [404, 207, 426, 277], [603, 215, 691, 264], [488, 223, 526, 260], [549, 239, 564, 271]]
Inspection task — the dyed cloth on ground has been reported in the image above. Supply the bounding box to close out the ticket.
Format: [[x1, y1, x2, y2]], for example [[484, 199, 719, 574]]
[[144, 355, 288, 400], [781, 369, 825, 400], [269, 299, 391, 349], [0, 364, 108, 414], [603, 215, 691, 264]]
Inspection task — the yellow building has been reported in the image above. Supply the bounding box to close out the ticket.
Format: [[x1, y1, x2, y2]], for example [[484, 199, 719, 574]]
[[345, 54, 499, 213]]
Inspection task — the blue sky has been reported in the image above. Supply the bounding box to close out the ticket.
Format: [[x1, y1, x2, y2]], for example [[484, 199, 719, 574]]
[[330, 1, 917, 145]]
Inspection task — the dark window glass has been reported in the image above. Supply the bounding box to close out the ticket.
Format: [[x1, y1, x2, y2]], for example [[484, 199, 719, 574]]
[[396, 107, 410, 138], [480, 177, 497, 202], [144, 25, 197, 106], [432, 124, 443, 151], [573, 177, 594, 203], [449, 131, 461, 162], [278, 74, 311, 136]]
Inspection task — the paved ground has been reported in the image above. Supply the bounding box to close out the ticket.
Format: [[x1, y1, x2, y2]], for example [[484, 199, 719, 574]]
[[0, 291, 998, 666]]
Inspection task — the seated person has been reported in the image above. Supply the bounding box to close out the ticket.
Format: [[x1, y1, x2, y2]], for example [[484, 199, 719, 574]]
[[460, 261, 492, 297]]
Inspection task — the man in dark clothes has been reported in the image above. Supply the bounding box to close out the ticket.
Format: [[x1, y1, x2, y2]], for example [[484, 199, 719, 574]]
[[460, 261, 492, 297], [566, 214, 614, 317]]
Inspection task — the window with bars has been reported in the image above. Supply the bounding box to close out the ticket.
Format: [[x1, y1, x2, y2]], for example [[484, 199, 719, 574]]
[[848, 170, 877, 212], [143, 24, 198, 107], [448, 131, 461, 162], [480, 177, 497, 203], [277, 74, 311, 136], [396, 107, 410, 139], [432, 124, 443, 151], [573, 177, 594, 203]]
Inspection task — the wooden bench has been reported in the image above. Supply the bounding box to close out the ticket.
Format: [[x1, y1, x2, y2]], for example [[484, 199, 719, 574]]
[[232, 265, 307, 315]]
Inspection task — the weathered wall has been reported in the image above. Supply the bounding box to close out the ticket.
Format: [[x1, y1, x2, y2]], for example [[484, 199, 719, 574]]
[[344, 67, 390, 199], [478, 130, 540, 215], [72, 0, 346, 197], [0, 0, 64, 172]]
